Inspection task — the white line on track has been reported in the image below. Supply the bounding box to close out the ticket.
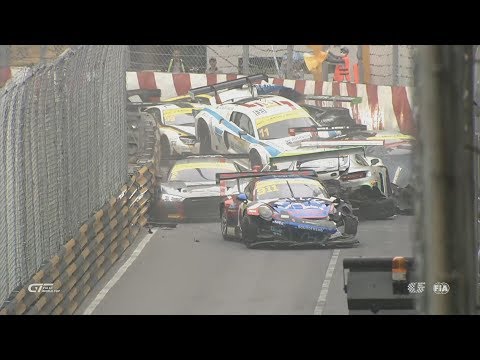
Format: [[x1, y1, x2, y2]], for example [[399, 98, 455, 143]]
[[314, 249, 340, 315], [83, 228, 158, 315]]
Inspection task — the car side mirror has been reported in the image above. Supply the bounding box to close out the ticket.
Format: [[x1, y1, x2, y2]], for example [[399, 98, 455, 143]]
[[370, 158, 380, 165], [238, 130, 247, 137], [237, 193, 248, 202]]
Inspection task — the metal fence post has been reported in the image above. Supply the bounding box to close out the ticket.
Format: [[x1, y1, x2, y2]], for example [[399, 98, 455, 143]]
[[416, 45, 477, 314], [356, 46, 364, 83], [286, 45, 293, 79], [242, 45, 249, 75], [0, 46, 8, 67], [40, 45, 48, 65], [392, 45, 399, 86], [474, 45, 480, 308]]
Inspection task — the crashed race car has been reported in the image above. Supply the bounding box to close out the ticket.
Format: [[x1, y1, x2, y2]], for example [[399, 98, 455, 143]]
[[217, 169, 359, 249], [149, 155, 248, 224], [363, 132, 416, 215], [143, 102, 206, 162], [191, 75, 370, 169], [268, 146, 397, 220]]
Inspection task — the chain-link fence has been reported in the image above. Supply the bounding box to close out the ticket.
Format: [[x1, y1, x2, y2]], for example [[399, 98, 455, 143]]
[[128, 45, 414, 86], [369, 45, 415, 86], [0, 45, 129, 305], [129, 45, 326, 79]]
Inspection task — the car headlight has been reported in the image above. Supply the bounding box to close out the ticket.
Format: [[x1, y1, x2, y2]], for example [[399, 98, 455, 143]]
[[161, 193, 184, 202], [179, 136, 196, 145], [258, 205, 273, 221]]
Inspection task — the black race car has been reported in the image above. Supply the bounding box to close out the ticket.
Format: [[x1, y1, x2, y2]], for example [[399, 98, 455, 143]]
[[149, 155, 246, 224], [218, 170, 359, 249]]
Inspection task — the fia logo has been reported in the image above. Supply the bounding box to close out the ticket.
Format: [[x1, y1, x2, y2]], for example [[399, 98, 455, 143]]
[[407, 282, 426, 294], [433, 282, 450, 295]]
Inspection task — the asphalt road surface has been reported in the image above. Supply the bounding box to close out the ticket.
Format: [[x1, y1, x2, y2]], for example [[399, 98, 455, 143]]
[[76, 215, 414, 315]]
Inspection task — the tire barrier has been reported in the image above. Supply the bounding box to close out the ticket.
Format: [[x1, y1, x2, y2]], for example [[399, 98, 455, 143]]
[[127, 107, 156, 176], [126, 71, 415, 136], [0, 164, 155, 315]]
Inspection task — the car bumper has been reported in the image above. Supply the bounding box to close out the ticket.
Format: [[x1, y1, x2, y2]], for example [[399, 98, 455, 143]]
[[248, 235, 360, 249], [148, 196, 224, 224], [172, 142, 196, 155]]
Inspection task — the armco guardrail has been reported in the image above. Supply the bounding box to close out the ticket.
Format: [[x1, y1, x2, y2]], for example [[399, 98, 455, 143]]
[[0, 164, 155, 315]]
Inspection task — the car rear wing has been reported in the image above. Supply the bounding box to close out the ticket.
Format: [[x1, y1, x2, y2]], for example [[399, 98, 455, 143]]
[[300, 140, 385, 147], [215, 169, 317, 185], [162, 154, 251, 161], [288, 124, 367, 136], [268, 147, 365, 167], [303, 95, 362, 104], [188, 74, 268, 103]]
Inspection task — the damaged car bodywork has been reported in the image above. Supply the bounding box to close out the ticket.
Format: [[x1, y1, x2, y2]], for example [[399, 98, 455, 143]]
[[149, 155, 246, 224], [363, 132, 416, 215], [217, 170, 359, 249], [268, 146, 397, 220]]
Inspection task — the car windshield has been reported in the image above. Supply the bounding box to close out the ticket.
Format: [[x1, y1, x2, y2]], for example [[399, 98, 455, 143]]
[[168, 162, 237, 182], [163, 110, 196, 126], [257, 117, 316, 140], [253, 178, 329, 200]]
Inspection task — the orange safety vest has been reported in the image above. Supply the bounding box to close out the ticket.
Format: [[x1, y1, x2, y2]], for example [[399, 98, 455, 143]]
[[334, 55, 350, 82]]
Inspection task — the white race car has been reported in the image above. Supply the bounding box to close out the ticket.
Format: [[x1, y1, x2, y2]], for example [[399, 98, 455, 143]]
[[194, 95, 349, 169], [144, 102, 205, 161]]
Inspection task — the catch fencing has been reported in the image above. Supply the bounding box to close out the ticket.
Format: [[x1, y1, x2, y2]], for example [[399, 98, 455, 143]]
[[0, 45, 129, 305], [128, 45, 415, 86]]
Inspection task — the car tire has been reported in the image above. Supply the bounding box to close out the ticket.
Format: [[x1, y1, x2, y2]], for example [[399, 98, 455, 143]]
[[249, 151, 263, 170], [160, 137, 171, 160], [343, 214, 359, 235], [198, 121, 212, 155], [359, 197, 396, 220], [221, 208, 233, 240], [241, 215, 258, 248]]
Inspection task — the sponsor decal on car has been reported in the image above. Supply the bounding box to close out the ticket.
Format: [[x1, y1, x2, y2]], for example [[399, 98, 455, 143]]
[[255, 109, 307, 129]]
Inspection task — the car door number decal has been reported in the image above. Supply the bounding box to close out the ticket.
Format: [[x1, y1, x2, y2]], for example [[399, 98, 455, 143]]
[[256, 184, 278, 196]]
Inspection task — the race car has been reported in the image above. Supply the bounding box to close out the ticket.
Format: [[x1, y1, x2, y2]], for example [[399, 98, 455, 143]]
[[363, 131, 416, 215], [217, 169, 359, 249], [143, 102, 205, 172], [268, 146, 397, 220], [149, 155, 247, 224], [163, 75, 271, 106], [191, 76, 370, 169]]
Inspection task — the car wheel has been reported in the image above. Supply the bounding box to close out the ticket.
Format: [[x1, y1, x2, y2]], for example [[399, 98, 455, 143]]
[[198, 122, 212, 155], [343, 214, 359, 235], [221, 208, 232, 240], [241, 215, 258, 248], [160, 137, 171, 160], [249, 151, 263, 170], [360, 198, 396, 220]]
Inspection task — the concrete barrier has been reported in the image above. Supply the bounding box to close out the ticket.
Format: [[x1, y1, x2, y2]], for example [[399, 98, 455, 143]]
[[0, 164, 155, 315]]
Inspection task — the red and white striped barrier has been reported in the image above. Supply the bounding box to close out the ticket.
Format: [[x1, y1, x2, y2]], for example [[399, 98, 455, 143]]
[[0, 66, 12, 88], [127, 71, 415, 135]]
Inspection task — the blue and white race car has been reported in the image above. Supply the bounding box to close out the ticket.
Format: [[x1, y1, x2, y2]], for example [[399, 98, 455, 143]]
[[192, 87, 345, 168]]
